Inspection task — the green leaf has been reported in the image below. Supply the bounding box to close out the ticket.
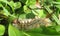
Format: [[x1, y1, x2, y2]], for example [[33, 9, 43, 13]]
[[32, 10, 38, 16], [55, 25, 60, 32], [26, 13, 35, 19], [41, 27, 59, 35], [8, 24, 24, 36], [23, 5, 31, 13], [0, 0, 8, 5], [8, 1, 21, 12], [32, 9, 44, 18], [44, 6, 52, 13], [19, 0, 27, 4], [52, 14, 60, 25], [15, 2, 21, 9], [26, 0, 36, 6], [55, 5, 60, 10], [56, 0, 60, 2], [8, 1, 15, 12], [0, 0, 7, 2], [35, 9, 44, 18], [0, 4, 3, 7], [0, 24, 5, 35], [8, 14, 17, 23], [2, 6, 11, 16], [25, 28, 42, 33], [44, 6, 60, 25], [19, 14, 27, 19], [53, 1, 60, 4]]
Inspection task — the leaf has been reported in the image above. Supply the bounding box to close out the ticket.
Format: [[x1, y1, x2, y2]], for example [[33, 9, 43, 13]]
[[32, 9, 44, 18], [26, 0, 36, 6], [19, 0, 27, 4], [8, 14, 17, 23], [41, 27, 58, 35], [26, 13, 35, 19], [44, 6, 52, 13], [56, 0, 60, 2], [23, 5, 31, 13], [0, 4, 3, 7], [8, 1, 21, 12], [53, 1, 60, 4], [25, 32, 50, 36], [8, 1, 15, 12], [0, 0, 8, 5], [25, 28, 42, 33], [15, 2, 21, 9], [0, 0, 7, 2], [35, 9, 44, 18], [24, 28, 49, 36], [2, 6, 11, 16], [55, 25, 60, 32], [0, 24, 5, 35], [55, 5, 60, 10], [44, 6, 60, 25], [19, 14, 27, 19], [8, 24, 24, 36], [52, 14, 60, 25]]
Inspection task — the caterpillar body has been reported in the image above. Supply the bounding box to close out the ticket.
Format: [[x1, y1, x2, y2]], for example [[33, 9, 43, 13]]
[[12, 18, 51, 30]]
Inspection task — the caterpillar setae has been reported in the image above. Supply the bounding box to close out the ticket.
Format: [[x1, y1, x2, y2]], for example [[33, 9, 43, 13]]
[[12, 17, 51, 30]]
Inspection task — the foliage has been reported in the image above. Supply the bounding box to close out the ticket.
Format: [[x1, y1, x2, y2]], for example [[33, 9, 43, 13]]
[[0, 24, 5, 36], [0, 0, 60, 36]]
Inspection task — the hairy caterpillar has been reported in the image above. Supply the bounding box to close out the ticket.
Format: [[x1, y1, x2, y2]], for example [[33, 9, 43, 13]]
[[12, 17, 51, 30]]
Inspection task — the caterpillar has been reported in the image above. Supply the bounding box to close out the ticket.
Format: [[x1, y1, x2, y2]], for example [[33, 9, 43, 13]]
[[12, 17, 51, 30]]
